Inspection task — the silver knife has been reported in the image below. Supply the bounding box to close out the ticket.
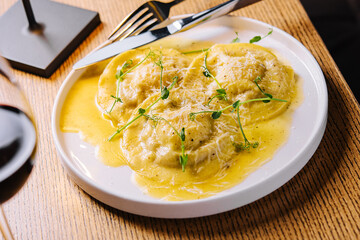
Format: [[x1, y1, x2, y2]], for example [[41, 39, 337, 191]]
[[73, 0, 261, 70]]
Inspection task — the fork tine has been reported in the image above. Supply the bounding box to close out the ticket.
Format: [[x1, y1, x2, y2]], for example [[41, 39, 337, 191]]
[[137, 20, 160, 34], [89, 10, 155, 52], [107, 4, 147, 40], [113, 14, 157, 42], [95, 0, 184, 52], [109, 10, 153, 42]]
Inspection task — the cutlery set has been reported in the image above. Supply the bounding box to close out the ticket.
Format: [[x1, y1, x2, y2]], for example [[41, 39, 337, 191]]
[[75, 0, 261, 69]]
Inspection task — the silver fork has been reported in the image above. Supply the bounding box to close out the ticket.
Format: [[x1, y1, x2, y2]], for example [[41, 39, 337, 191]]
[[96, 0, 184, 50]]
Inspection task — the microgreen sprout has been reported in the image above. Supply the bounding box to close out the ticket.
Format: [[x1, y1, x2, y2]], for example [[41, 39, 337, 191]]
[[202, 52, 219, 86], [145, 115, 188, 171], [207, 88, 228, 106], [179, 128, 188, 171], [211, 111, 222, 119], [181, 48, 209, 54], [107, 72, 186, 171], [108, 95, 123, 113], [108, 76, 178, 141], [231, 32, 240, 43], [202, 52, 228, 103], [189, 76, 287, 151], [115, 59, 133, 81], [249, 29, 273, 43], [254, 76, 287, 103], [138, 108, 146, 114], [152, 52, 164, 91], [233, 105, 259, 152], [108, 50, 153, 114], [110, 95, 122, 103]]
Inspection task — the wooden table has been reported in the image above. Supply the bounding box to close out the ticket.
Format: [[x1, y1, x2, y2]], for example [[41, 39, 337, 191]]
[[1, 0, 360, 239]]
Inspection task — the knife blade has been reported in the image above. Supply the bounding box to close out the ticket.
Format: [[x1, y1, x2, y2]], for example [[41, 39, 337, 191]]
[[73, 0, 261, 70]]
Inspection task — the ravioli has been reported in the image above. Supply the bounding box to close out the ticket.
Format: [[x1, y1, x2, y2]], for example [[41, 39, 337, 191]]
[[97, 47, 190, 125], [121, 89, 240, 183], [183, 43, 295, 124]]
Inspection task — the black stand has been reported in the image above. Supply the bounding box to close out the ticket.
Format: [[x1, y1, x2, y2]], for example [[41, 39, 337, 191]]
[[0, 0, 101, 77]]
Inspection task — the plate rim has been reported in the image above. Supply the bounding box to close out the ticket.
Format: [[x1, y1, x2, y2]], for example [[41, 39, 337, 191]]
[[51, 15, 328, 218]]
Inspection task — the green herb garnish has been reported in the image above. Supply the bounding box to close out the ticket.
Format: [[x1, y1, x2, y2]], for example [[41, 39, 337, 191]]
[[182, 48, 209, 54], [189, 76, 287, 151], [211, 111, 222, 119], [231, 32, 240, 43], [145, 115, 188, 171], [110, 95, 122, 103], [190, 97, 277, 120], [138, 108, 146, 114], [202, 52, 228, 103], [108, 76, 178, 141], [108, 51, 152, 113], [153, 52, 164, 91], [207, 88, 228, 105], [108, 72, 187, 170], [179, 127, 188, 171], [254, 76, 287, 103], [233, 104, 259, 152], [115, 59, 133, 81], [249, 29, 273, 43]]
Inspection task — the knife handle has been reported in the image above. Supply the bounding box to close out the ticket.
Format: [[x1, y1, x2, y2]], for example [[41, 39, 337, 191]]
[[169, 0, 262, 33]]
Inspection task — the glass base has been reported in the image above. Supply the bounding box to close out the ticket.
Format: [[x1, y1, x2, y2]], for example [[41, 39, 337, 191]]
[[0, 205, 14, 240]]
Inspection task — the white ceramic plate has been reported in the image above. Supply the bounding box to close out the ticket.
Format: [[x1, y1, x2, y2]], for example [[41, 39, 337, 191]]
[[52, 16, 327, 218]]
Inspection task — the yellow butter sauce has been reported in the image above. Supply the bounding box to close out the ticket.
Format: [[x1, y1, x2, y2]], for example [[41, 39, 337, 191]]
[[60, 76, 126, 167], [60, 39, 303, 201], [133, 92, 302, 200]]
